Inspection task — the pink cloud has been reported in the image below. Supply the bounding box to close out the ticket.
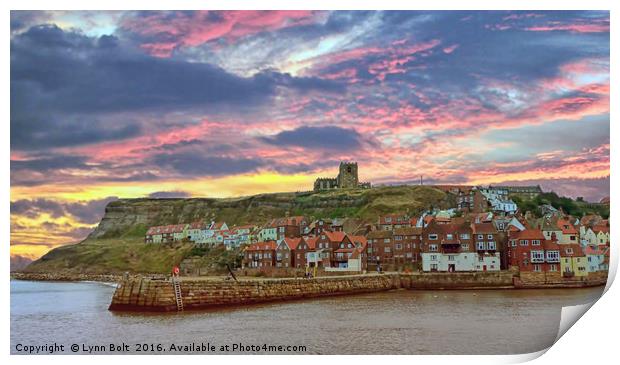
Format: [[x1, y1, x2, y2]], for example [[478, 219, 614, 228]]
[[442, 44, 459, 54], [123, 11, 317, 57], [525, 22, 609, 33]]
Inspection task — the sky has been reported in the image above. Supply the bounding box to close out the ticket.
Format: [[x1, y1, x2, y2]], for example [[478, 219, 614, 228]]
[[10, 10, 610, 260]]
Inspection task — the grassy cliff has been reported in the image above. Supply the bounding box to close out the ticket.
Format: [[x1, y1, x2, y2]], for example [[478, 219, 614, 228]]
[[24, 185, 450, 275]]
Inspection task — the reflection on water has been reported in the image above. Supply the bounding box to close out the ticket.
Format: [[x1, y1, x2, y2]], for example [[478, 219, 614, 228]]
[[10, 280, 603, 355]]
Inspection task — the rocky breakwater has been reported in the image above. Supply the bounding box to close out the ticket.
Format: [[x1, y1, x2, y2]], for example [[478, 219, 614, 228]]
[[109, 274, 401, 312]]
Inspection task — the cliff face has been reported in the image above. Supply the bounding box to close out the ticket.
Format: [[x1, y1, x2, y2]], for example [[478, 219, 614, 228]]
[[25, 185, 451, 275]]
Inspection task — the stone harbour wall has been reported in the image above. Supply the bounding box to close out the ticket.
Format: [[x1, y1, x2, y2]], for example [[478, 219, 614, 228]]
[[399, 271, 515, 290], [109, 274, 400, 312], [108, 271, 608, 312]]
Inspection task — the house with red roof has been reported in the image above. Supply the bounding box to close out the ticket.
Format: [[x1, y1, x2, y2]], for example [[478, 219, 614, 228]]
[[508, 229, 550, 274], [420, 220, 477, 272], [556, 218, 579, 244], [146, 224, 188, 244], [259, 216, 308, 242], [243, 241, 278, 269]]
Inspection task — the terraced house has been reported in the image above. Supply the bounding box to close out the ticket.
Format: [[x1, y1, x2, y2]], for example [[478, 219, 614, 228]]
[[507, 230, 561, 276], [559, 244, 587, 278], [243, 241, 278, 268], [420, 220, 478, 272]]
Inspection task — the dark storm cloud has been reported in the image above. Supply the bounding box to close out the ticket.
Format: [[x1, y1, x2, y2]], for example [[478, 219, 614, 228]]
[[10, 24, 346, 151], [316, 11, 609, 97], [10, 199, 65, 219], [11, 155, 89, 171], [10, 196, 118, 224], [261, 126, 362, 151], [150, 153, 265, 177]]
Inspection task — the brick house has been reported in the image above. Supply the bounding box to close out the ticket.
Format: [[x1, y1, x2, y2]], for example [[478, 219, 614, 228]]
[[456, 188, 488, 213], [366, 230, 394, 268], [393, 227, 423, 265], [507, 229, 562, 279], [313, 230, 346, 267], [305, 219, 334, 235], [265, 216, 309, 240], [275, 237, 298, 268], [243, 241, 277, 269], [377, 214, 411, 231]]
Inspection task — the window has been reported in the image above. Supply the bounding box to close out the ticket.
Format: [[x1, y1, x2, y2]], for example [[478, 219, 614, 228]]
[[429, 244, 438, 252], [367, 248, 373, 253], [476, 242, 485, 251], [488, 242, 496, 250], [533, 264, 541, 272], [566, 248, 574, 254], [520, 240, 528, 246], [461, 244, 469, 250], [430, 264, 438, 270], [279, 227, 285, 232], [385, 247, 391, 253], [297, 254, 300, 259], [546, 251, 560, 262], [532, 240, 541, 246], [531, 251, 545, 263], [487, 234, 494, 239], [385, 217, 392, 223], [430, 255, 437, 261], [429, 234, 438, 240], [550, 264, 557, 272], [460, 233, 470, 239], [446, 234, 454, 240], [395, 244, 402, 250], [511, 240, 517, 247], [448, 255, 455, 261], [477, 234, 484, 240], [478, 256, 484, 262], [384, 238, 391, 243]]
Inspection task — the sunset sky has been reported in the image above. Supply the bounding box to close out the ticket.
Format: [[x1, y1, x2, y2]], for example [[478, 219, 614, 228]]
[[10, 10, 609, 260]]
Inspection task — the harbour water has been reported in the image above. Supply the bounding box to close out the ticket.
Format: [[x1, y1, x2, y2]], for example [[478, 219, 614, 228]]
[[10, 279, 604, 355]]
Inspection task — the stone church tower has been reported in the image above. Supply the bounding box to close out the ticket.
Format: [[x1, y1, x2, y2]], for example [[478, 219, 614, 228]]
[[337, 162, 359, 189]]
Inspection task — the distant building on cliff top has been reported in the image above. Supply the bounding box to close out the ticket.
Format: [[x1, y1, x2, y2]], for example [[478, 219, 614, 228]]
[[314, 161, 371, 191]]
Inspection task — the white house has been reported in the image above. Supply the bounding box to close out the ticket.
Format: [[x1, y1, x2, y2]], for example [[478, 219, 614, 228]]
[[258, 226, 278, 242]]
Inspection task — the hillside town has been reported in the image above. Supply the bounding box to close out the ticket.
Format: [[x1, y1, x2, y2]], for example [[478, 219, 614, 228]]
[[144, 184, 610, 285]]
